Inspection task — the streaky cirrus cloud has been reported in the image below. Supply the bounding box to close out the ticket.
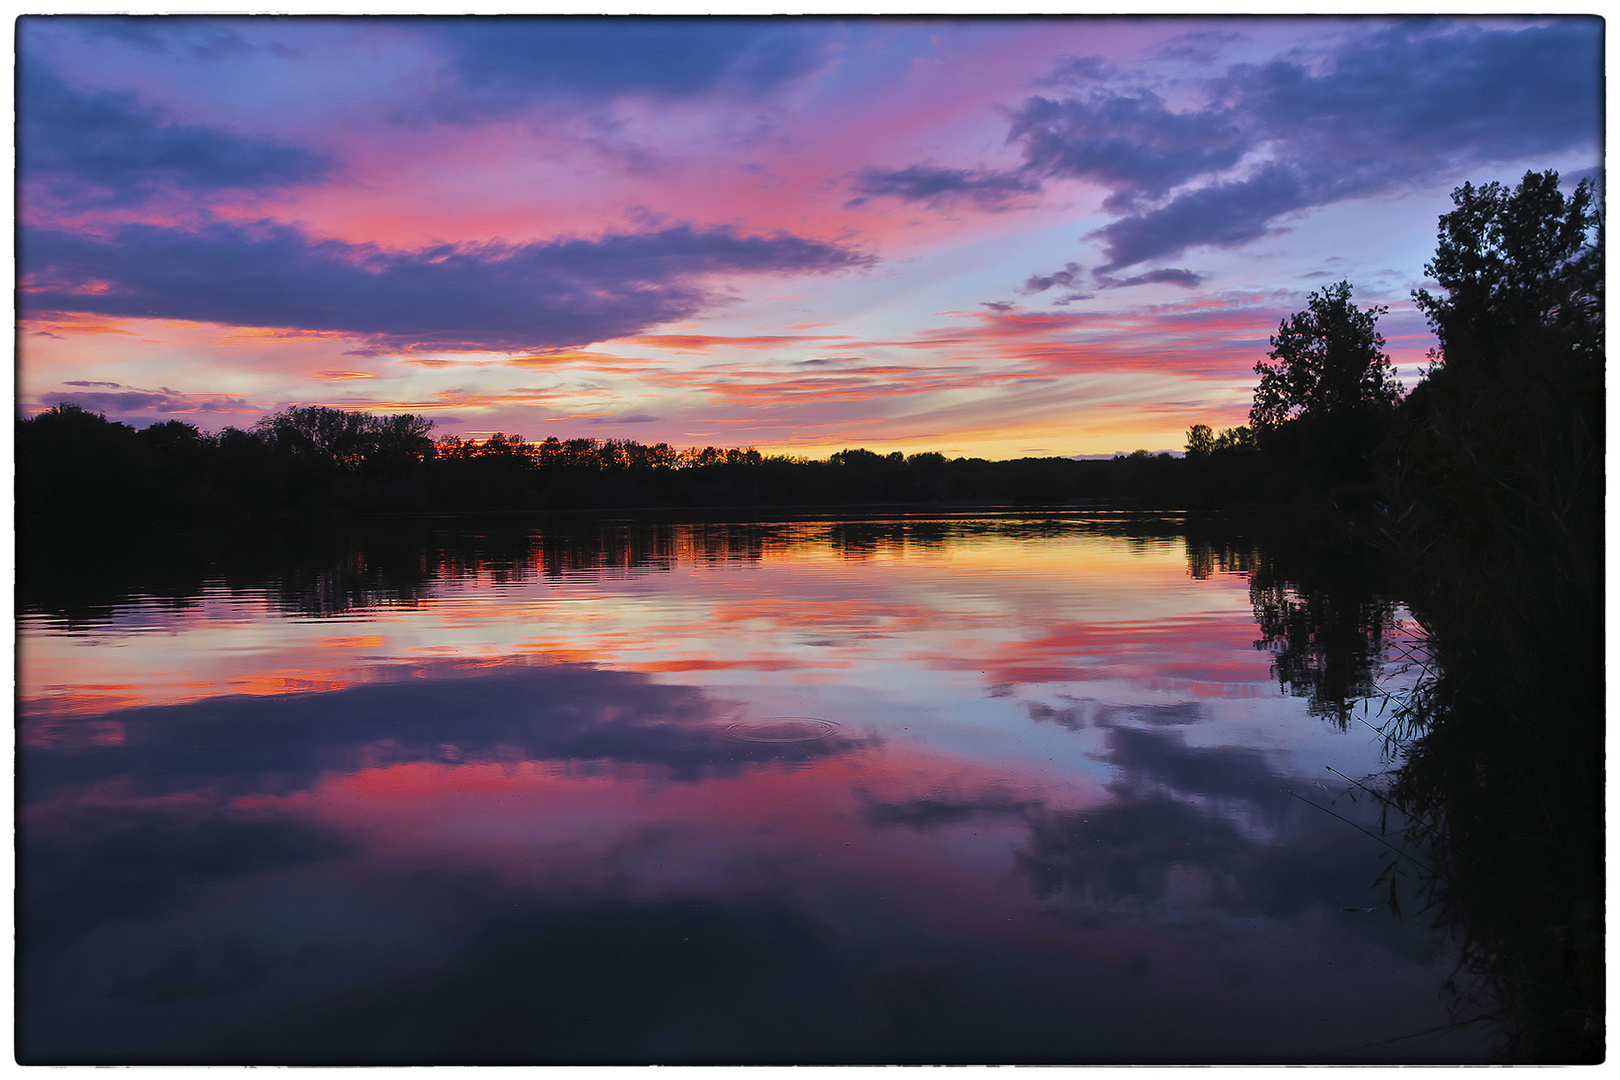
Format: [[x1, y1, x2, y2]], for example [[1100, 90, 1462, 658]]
[[639, 362, 1040, 410], [17, 65, 332, 211], [20, 219, 874, 353], [850, 298, 1284, 381], [623, 332, 853, 352], [1011, 262, 1207, 301]]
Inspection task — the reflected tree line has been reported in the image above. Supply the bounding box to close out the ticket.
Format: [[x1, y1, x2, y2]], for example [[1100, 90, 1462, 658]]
[[17, 511, 1287, 626], [19, 508, 1393, 630], [18, 516, 774, 627]]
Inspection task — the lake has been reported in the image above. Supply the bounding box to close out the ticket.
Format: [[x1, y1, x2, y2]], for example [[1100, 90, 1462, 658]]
[[16, 511, 1491, 1063]]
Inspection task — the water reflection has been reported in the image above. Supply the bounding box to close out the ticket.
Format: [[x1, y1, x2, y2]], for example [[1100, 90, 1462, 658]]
[[19, 516, 778, 626], [21, 512, 1243, 626], [1383, 597, 1603, 1061], [18, 513, 1488, 1063], [1182, 518, 1400, 728]]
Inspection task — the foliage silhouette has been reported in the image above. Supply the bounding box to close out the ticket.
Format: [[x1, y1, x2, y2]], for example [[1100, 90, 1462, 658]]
[[1250, 280, 1403, 501], [1376, 170, 1603, 1063], [1169, 168, 1603, 1057], [1412, 170, 1601, 379], [1251, 280, 1402, 431], [19, 401, 1308, 520]]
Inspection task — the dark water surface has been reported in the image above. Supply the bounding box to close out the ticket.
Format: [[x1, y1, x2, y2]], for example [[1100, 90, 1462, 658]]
[[17, 512, 1490, 1063]]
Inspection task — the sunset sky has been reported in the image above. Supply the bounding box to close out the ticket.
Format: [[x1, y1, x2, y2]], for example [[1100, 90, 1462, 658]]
[[16, 13, 1603, 458]]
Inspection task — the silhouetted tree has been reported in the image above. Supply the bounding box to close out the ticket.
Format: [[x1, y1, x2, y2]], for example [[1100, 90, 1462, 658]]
[[1413, 170, 1601, 379], [1249, 280, 1402, 497], [1211, 425, 1255, 453], [139, 419, 209, 455], [1251, 280, 1402, 431], [1185, 424, 1215, 457], [254, 405, 372, 468], [17, 403, 149, 517], [364, 412, 436, 473], [252, 405, 435, 474]]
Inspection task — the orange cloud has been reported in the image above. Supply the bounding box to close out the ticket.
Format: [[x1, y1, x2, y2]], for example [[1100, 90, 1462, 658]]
[[22, 313, 136, 336], [223, 326, 362, 342], [636, 361, 1041, 409], [507, 350, 642, 368], [624, 333, 854, 352], [311, 386, 582, 413], [631, 657, 852, 673]]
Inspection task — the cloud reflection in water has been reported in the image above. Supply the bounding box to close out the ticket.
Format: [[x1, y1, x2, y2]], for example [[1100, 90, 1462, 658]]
[[18, 516, 1482, 1063]]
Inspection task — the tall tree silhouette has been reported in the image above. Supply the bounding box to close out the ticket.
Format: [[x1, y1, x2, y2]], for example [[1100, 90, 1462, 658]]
[[1413, 170, 1601, 379], [1251, 280, 1402, 432], [1247, 281, 1402, 498]]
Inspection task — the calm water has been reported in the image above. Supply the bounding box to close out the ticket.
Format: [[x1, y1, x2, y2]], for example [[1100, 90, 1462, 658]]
[[17, 513, 1489, 1063]]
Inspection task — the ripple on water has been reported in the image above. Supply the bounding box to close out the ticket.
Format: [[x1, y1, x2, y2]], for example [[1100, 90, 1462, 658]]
[[724, 717, 843, 743]]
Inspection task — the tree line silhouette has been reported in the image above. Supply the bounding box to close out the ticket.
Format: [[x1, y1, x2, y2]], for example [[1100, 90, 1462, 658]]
[[18, 401, 1255, 518]]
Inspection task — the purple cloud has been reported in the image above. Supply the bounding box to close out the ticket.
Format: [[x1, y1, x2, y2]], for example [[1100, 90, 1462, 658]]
[[1019, 261, 1083, 294], [407, 17, 836, 122], [1150, 31, 1246, 64], [1094, 268, 1205, 289], [1222, 20, 1601, 164], [32, 384, 257, 424], [1034, 54, 1114, 87], [1017, 18, 1601, 271], [846, 164, 1041, 211], [20, 219, 873, 352], [589, 412, 660, 425], [72, 14, 290, 60], [17, 66, 331, 211], [1010, 89, 1246, 213], [1086, 163, 1318, 272]]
